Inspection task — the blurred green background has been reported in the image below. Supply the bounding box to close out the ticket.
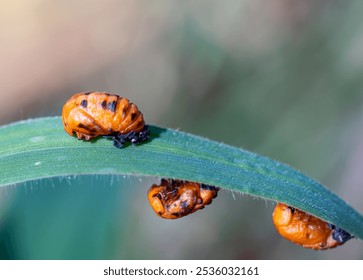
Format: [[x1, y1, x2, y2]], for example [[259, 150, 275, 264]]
[[1, 0, 363, 259]]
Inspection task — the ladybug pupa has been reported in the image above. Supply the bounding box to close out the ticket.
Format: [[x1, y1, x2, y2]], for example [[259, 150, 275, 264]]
[[272, 203, 353, 250], [62, 92, 150, 148], [148, 179, 220, 219]]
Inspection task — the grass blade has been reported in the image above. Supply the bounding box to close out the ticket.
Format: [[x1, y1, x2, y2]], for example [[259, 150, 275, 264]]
[[0, 117, 362, 240]]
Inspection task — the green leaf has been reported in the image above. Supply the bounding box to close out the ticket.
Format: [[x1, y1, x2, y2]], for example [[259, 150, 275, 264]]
[[1, 117, 362, 240]]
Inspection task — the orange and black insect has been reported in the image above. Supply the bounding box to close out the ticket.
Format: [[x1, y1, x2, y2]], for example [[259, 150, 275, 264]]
[[62, 92, 149, 148], [148, 179, 219, 219], [272, 203, 353, 250]]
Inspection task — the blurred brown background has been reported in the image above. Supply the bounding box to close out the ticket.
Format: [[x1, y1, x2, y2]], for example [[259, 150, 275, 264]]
[[0, 0, 363, 259]]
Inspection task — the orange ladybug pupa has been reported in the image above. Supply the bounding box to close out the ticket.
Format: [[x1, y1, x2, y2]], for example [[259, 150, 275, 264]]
[[272, 203, 353, 250], [148, 179, 220, 219], [62, 92, 150, 148]]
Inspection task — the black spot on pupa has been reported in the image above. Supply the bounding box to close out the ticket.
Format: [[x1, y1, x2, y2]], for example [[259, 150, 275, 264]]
[[77, 123, 98, 133], [83, 92, 92, 95], [122, 106, 127, 117], [78, 123, 89, 129], [180, 201, 188, 209], [288, 206, 295, 214], [131, 113, 137, 121], [107, 101, 117, 112], [101, 100, 107, 109], [80, 99, 87, 108]]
